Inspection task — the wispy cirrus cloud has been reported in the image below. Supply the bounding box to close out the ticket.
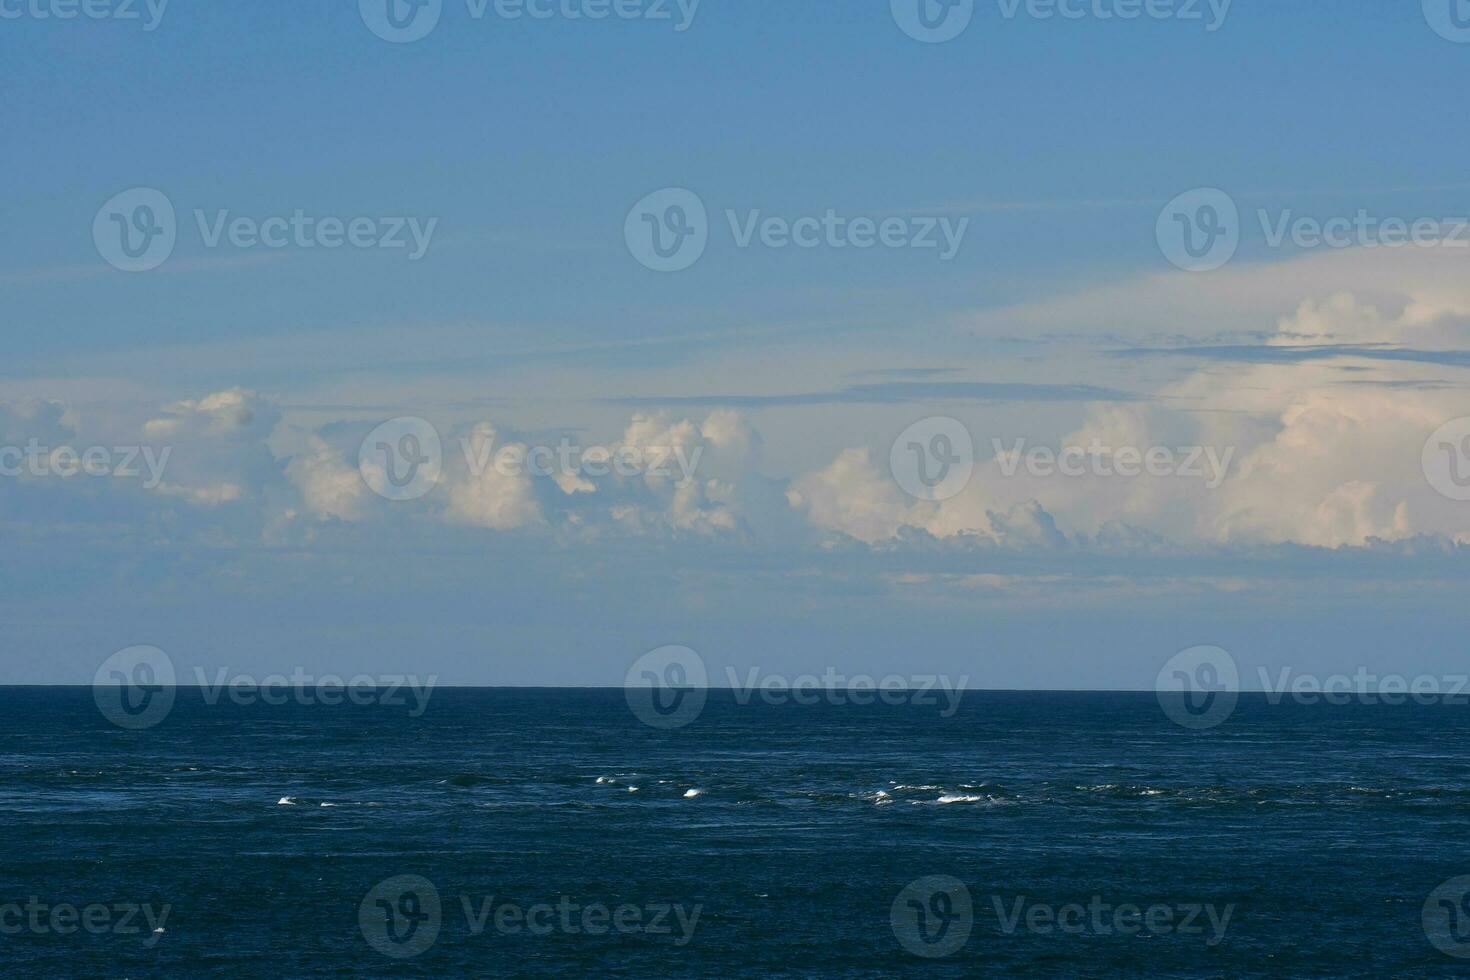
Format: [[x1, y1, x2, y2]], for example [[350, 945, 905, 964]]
[[1111, 343, 1470, 369], [606, 380, 1137, 409]]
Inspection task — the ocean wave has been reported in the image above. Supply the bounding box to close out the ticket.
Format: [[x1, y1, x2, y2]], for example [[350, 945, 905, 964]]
[[186, 779, 1470, 815]]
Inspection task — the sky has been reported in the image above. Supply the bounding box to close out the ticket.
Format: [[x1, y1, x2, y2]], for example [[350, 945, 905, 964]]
[[3, 0, 1470, 687]]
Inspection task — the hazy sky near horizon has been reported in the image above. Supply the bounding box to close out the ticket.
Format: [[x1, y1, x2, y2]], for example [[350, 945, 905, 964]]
[[4, 0, 1470, 685]]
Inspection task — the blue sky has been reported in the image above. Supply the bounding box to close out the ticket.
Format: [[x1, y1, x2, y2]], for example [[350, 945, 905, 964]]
[[3, 0, 1470, 685]]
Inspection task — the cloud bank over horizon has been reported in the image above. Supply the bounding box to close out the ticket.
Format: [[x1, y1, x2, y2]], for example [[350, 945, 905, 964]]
[[6, 247, 1470, 683], [8, 248, 1470, 551]]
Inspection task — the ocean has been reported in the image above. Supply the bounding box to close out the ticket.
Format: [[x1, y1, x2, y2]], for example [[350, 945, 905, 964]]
[[3, 687, 1469, 977]]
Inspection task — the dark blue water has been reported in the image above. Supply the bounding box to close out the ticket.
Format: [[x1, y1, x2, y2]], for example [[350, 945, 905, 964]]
[[4, 688, 1470, 977]]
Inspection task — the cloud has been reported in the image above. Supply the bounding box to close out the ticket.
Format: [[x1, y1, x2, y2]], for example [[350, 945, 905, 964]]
[[142, 388, 282, 508], [961, 243, 1470, 342], [443, 423, 544, 531], [1112, 343, 1470, 369], [423, 409, 789, 539], [602, 409, 790, 536], [0, 399, 72, 446], [788, 447, 922, 543], [845, 367, 962, 381], [283, 436, 369, 523], [607, 380, 1137, 409], [9, 246, 1470, 561], [787, 250, 1470, 551], [1022, 288, 1470, 548], [787, 446, 1073, 551]]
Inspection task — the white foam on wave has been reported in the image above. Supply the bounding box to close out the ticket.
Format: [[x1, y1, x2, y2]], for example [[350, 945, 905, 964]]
[[683, 788, 704, 798], [936, 794, 985, 804]]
